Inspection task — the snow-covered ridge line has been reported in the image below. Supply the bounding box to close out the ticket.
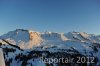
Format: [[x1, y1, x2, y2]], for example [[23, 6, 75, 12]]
[[0, 29, 100, 66], [0, 29, 100, 49]]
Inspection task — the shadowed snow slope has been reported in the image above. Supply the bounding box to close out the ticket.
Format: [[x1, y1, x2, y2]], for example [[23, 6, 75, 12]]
[[0, 29, 100, 49], [0, 29, 43, 49], [0, 29, 100, 66]]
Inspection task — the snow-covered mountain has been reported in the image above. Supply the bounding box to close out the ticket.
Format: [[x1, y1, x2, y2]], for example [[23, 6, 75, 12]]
[[0, 29, 100, 49], [0, 29, 100, 66], [0, 29, 43, 49]]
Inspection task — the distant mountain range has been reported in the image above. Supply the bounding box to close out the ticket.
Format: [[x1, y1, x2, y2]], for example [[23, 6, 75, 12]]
[[0, 29, 100, 66]]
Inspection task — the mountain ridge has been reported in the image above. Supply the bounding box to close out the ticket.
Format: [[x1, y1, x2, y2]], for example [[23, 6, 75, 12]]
[[0, 29, 100, 66], [0, 29, 100, 49]]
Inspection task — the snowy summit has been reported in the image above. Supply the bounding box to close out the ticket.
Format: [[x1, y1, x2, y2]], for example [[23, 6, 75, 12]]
[[0, 29, 100, 66]]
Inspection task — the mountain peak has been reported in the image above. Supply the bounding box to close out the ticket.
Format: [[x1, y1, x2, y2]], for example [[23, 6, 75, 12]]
[[0, 29, 42, 49], [0, 29, 100, 49], [0, 29, 100, 66], [16, 29, 29, 32]]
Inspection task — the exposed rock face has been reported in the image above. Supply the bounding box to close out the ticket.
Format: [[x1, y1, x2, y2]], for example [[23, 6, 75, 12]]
[[0, 29, 100, 66], [28, 32, 43, 48], [0, 29, 43, 49]]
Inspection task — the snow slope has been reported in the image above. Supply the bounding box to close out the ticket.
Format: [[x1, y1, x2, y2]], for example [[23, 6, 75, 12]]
[[1, 29, 100, 49], [0, 29, 43, 49], [0, 29, 100, 66]]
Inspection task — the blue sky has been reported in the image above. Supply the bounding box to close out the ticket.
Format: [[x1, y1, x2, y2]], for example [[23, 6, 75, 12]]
[[0, 0, 100, 35]]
